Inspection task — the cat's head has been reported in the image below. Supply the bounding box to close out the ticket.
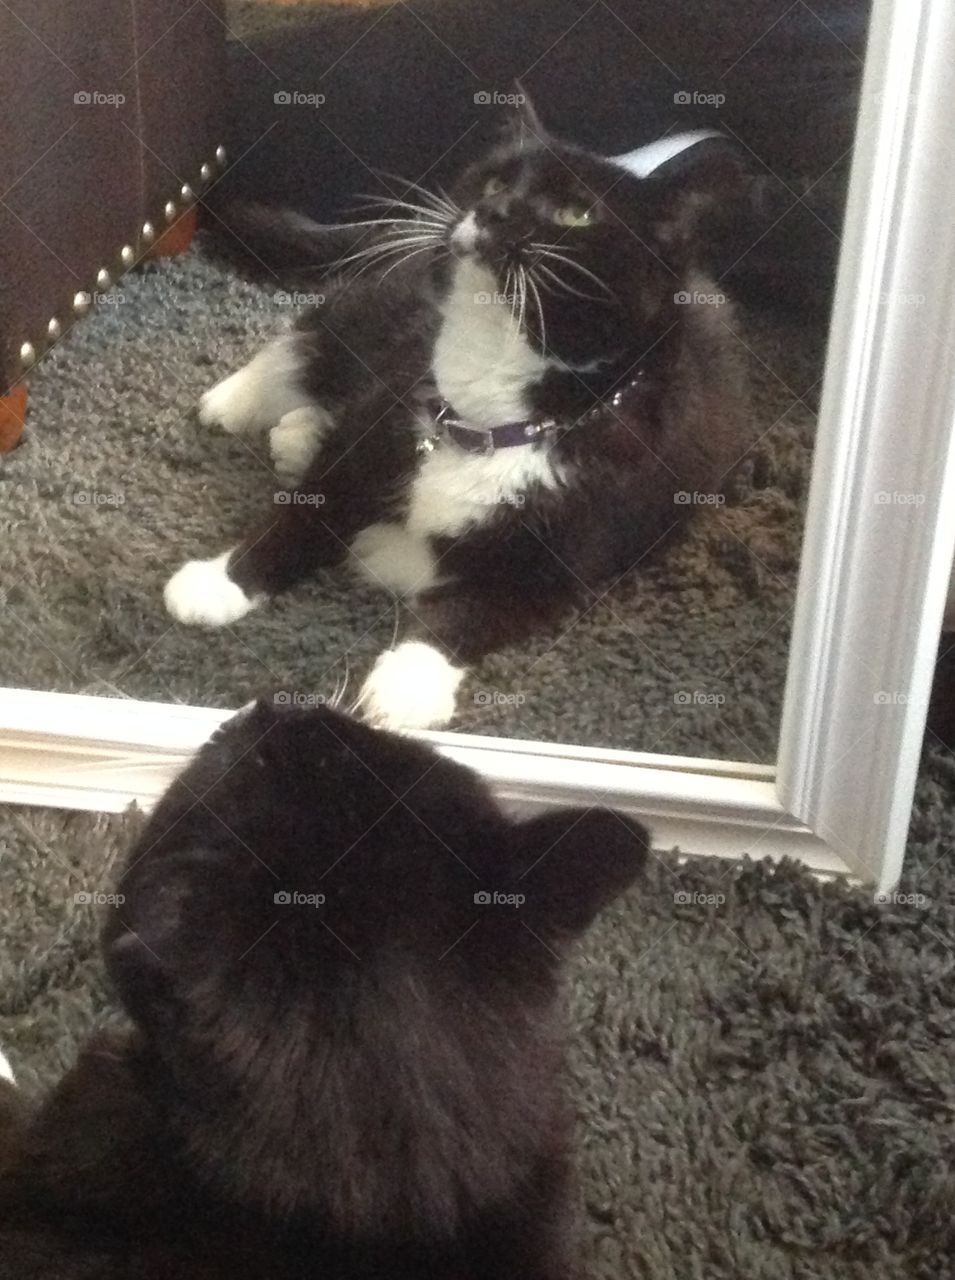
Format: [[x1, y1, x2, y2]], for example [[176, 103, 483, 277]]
[[436, 96, 749, 369], [103, 701, 647, 1233]]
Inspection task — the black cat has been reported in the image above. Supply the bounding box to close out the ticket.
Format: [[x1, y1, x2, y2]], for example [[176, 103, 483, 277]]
[[0, 700, 648, 1279], [165, 102, 751, 729]]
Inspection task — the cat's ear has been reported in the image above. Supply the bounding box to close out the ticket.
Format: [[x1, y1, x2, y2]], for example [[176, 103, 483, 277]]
[[103, 849, 232, 1010], [646, 137, 753, 254], [503, 80, 546, 145], [510, 807, 648, 939]]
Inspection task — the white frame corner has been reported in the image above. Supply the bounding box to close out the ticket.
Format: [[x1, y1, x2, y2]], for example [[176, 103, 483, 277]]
[[2, 0, 954, 893]]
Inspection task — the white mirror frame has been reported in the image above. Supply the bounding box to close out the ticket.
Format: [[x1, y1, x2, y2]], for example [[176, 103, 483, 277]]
[[1, 0, 953, 892]]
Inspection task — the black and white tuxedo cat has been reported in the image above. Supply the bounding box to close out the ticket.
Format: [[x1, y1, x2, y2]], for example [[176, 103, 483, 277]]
[[165, 104, 751, 729], [0, 700, 648, 1279]]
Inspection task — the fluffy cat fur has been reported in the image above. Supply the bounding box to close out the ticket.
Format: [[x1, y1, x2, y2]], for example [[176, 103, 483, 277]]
[[0, 701, 649, 1279], [166, 103, 752, 729]]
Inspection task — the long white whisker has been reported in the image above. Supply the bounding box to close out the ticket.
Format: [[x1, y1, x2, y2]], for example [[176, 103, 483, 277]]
[[376, 242, 438, 282], [527, 269, 547, 353], [534, 248, 614, 297], [534, 259, 605, 303], [369, 170, 460, 217]]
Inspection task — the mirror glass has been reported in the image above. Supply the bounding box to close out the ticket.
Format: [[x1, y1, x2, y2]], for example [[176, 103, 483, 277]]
[[2, 0, 870, 765]]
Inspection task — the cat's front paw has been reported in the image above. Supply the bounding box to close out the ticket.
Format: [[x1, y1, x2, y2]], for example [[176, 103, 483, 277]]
[[165, 551, 259, 627], [198, 368, 264, 436], [358, 641, 464, 730], [269, 405, 332, 485]]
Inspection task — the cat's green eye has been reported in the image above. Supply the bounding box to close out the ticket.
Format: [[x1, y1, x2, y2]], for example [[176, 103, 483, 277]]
[[552, 204, 594, 228], [482, 176, 506, 198]]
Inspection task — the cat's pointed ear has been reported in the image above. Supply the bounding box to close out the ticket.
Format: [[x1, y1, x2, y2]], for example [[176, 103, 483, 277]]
[[645, 137, 753, 253], [504, 81, 546, 145], [511, 807, 648, 939], [103, 849, 232, 1010]]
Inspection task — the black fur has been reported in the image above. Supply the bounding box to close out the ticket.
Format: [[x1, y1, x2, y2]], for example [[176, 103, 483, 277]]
[[0, 703, 649, 1278], [213, 0, 870, 313], [202, 121, 750, 673]]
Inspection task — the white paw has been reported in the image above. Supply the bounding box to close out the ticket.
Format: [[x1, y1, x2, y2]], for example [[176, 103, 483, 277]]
[[198, 338, 306, 436], [164, 550, 259, 627], [358, 641, 464, 730], [198, 367, 264, 435], [269, 405, 333, 485], [0, 1045, 15, 1086]]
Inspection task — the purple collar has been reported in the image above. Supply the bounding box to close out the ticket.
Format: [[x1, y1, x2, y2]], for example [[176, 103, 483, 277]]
[[419, 370, 650, 456], [425, 397, 557, 455]]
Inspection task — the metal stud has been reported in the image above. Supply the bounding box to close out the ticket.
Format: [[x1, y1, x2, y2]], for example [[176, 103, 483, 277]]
[[215, 144, 227, 166], [200, 162, 213, 182], [97, 268, 112, 289], [180, 183, 194, 202], [121, 244, 135, 266], [74, 290, 92, 314], [164, 200, 177, 223], [47, 317, 62, 340], [19, 341, 36, 367], [141, 221, 155, 242]]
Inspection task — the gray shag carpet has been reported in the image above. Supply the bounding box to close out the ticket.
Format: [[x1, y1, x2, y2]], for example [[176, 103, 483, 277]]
[[3, 743, 955, 1279], [0, 243, 816, 762]]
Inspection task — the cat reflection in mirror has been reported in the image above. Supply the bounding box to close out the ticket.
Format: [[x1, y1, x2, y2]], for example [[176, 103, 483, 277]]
[[165, 97, 752, 730], [0, 700, 648, 1279]]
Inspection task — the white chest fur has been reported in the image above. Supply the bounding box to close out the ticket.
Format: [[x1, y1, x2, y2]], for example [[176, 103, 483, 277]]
[[349, 260, 566, 596], [431, 259, 550, 427]]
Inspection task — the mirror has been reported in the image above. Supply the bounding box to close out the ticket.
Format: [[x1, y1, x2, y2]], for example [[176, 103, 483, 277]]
[[1, 0, 871, 769]]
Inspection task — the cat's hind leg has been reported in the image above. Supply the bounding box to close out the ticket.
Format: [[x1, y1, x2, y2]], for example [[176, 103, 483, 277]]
[[198, 335, 310, 437]]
